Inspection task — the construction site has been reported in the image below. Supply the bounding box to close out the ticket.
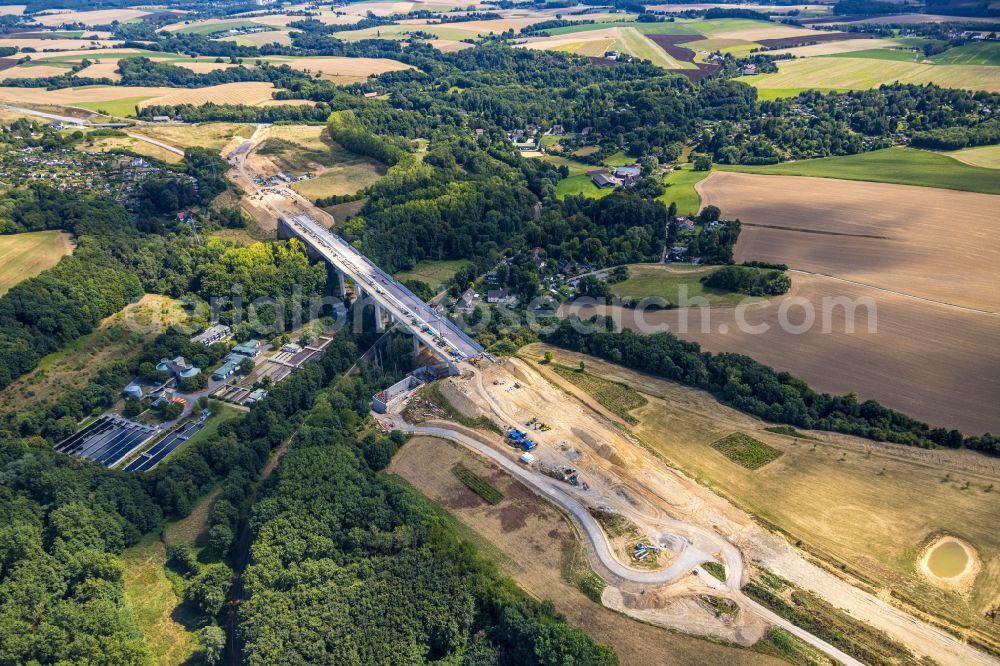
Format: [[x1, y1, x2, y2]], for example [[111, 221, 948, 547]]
[[378, 353, 999, 666]]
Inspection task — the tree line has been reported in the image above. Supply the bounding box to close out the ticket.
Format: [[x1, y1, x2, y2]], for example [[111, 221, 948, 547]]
[[239, 348, 617, 665], [542, 318, 998, 452]]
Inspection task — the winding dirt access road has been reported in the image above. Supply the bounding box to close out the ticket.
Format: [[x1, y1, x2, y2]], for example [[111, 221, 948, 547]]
[[390, 420, 862, 666], [126, 132, 184, 157], [380, 359, 1000, 665]]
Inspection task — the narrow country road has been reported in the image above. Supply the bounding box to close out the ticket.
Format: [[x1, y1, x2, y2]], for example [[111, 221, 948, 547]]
[[126, 132, 185, 157]]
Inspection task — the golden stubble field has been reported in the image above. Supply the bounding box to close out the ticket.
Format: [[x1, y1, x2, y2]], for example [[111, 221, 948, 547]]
[[0, 81, 281, 112], [613, 170, 1000, 435], [389, 436, 783, 666], [700, 171, 1000, 311], [521, 343, 1000, 653], [567, 271, 1000, 434]]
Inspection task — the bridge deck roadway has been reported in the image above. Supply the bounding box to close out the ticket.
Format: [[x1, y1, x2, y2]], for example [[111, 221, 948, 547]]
[[282, 213, 484, 364]]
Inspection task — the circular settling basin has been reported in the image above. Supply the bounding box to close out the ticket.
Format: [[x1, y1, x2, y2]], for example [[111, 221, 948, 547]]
[[918, 536, 979, 591], [926, 540, 969, 579]]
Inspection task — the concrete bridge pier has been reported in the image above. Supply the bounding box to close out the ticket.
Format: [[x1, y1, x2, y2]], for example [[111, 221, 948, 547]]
[[336, 271, 346, 299], [413, 334, 421, 358], [374, 303, 385, 332]]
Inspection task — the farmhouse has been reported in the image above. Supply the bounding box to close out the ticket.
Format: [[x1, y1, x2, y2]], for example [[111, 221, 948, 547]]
[[743, 64, 758, 76], [589, 169, 622, 188], [613, 164, 642, 185]]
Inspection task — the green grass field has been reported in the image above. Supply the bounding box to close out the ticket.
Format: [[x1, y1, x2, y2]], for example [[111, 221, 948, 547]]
[[657, 168, 707, 216], [610, 264, 747, 307], [121, 536, 200, 665], [555, 173, 614, 199], [538, 153, 593, 176], [75, 96, 155, 118], [396, 259, 470, 289], [681, 37, 762, 56], [826, 48, 923, 62], [931, 42, 1000, 66], [550, 363, 648, 425], [0, 231, 72, 296], [753, 87, 851, 101], [741, 56, 1000, 95], [711, 432, 783, 470], [718, 147, 1000, 194]]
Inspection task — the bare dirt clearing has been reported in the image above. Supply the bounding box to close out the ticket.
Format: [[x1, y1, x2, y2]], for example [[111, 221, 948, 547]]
[[129, 122, 256, 151], [699, 171, 1000, 312], [390, 436, 783, 666], [520, 343, 1000, 654]]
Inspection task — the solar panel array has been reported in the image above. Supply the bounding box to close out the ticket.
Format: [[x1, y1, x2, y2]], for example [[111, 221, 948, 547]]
[[55, 415, 159, 468], [123, 421, 205, 473]]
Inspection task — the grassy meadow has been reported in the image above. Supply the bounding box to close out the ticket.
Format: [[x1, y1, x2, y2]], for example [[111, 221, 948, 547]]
[[396, 259, 471, 289], [718, 147, 1000, 194], [657, 168, 707, 216], [610, 264, 746, 307], [0, 231, 72, 296]]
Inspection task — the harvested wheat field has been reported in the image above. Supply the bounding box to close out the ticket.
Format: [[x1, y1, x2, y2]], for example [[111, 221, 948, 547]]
[[73, 61, 123, 80], [389, 436, 783, 666], [170, 61, 237, 73], [0, 231, 72, 296], [429, 39, 474, 52], [700, 171, 1000, 312], [0, 65, 69, 79], [0, 82, 281, 113], [34, 9, 166, 26], [0, 38, 123, 51], [265, 56, 411, 79], [522, 342, 1000, 653], [564, 271, 1000, 434], [143, 81, 279, 107]]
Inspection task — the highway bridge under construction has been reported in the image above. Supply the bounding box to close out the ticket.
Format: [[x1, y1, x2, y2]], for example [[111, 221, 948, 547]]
[[278, 213, 487, 373]]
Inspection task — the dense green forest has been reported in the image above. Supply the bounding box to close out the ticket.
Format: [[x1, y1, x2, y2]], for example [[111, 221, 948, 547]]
[[240, 370, 616, 665]]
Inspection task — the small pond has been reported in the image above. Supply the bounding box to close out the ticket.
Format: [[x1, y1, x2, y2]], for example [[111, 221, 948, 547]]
[[926, 540, 969, 578]]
